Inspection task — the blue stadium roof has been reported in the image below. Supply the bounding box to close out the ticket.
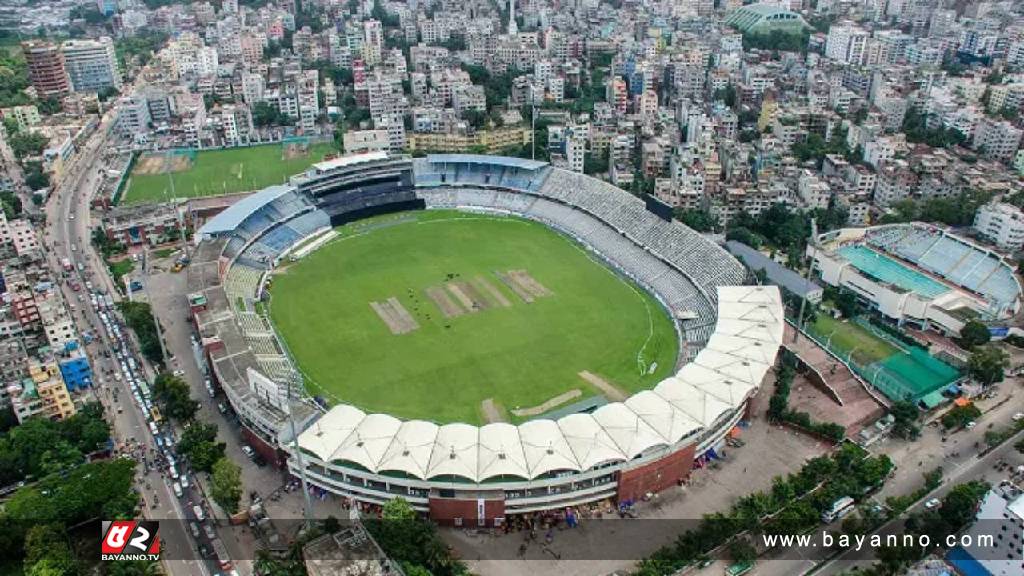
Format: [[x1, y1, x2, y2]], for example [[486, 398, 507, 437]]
[[199, 184, 293, 237], [425, 154, 548, 171]]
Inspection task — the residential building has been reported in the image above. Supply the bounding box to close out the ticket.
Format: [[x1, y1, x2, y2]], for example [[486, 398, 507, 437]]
[[22, 41, 70, 98], [974, 202, 1024, 251], [62, 38, 121, 93]]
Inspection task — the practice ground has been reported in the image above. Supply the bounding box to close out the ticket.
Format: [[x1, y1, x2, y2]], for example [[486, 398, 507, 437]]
[[806, 314, 959, 402], [119, 142, 337, 205], [269, 211, 679, 424]]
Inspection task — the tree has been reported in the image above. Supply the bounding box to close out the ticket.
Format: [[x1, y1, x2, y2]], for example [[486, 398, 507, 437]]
[[176, 422, 225, 472], [890, 399, 921, 440], [9, 131, 48, 160], [462, 109, 486, 129], [941, 402, 982, 430], [152, 373, 198, 422], [211, 458, 242, 514], [675, 208, 717, 233], [116, 302, 163, 364], [967, 345, 1009, 385], [959, 320, 990, 349], [727, 538, 756, 564]]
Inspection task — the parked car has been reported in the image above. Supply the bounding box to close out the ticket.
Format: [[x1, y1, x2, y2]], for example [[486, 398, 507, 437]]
[[924, 498, 941, 510]]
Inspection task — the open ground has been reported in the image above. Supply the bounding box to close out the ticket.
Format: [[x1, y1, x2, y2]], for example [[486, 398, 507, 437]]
[[120, 142, 337, 204], [269, 211, 679, 424]]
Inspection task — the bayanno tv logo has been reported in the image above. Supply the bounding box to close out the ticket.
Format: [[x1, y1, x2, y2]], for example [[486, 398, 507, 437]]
[[100, 520, 161, 561]]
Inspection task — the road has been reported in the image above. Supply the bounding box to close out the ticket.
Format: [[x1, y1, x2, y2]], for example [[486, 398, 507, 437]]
[[41, 108, 227, 576]]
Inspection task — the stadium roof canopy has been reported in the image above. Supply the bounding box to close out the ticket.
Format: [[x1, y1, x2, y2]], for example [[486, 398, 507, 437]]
[[310, 151, 389, 174], [725, 3, 809, 33], [296, 285, 785, 483], [198, 184, 292, 238], [425, 154, 549, 171]]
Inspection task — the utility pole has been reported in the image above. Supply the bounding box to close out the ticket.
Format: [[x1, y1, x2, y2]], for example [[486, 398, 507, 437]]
[[531, 104, 536, 160], [793, 217, 819, 343]]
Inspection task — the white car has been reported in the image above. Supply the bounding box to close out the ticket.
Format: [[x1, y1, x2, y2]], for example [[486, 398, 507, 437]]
[[179, 475, 189, 489], [966, 421, 977, 430], [924, 498, 941, 510], [1013, 413, 1024, 422], [172, 482, 182, 498], [68, 214, 75, 220]]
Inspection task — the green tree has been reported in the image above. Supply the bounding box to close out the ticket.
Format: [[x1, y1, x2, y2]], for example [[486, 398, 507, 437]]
[[116, 302, 163, 364], [959, 320, 991, 349], [967, 345, 1009, 385], [152, 373, 198, 422], [676, 208, 718, 233], [889, 399, 921, 440], [9, 131, 48, 159], [211, 458, 242, 514], [176, 422, 225, 472], [941, 402, 982, 429]]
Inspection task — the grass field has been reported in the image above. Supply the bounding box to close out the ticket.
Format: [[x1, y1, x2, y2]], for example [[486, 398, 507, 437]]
[[119, 142, 337, 205], [809, 314, 897, 365], [269, 211, 679, 424]]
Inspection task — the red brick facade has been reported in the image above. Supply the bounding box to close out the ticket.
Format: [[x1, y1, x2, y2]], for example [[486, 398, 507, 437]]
[[616, 442, 697, 502], [428, 495, 506, 527]]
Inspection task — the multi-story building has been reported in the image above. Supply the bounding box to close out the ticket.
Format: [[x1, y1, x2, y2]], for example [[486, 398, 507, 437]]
[[363, 20, 383, 66], [22, 41, 70, 98], [825, 22, 869, 65], [343, 129, 391, 154], [10, 362, 76, 423], [973, 118, 1023, 162], [62, 37, 121, 93], [1, 105, 41, 131], [974, 202, 1024, 251]]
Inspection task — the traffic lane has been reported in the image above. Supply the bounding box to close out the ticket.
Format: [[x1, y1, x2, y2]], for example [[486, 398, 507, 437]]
[[815, 430, 1024, 576]]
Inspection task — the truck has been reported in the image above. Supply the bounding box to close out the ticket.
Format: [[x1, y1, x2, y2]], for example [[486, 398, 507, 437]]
[[210, 538, 232, 571], [61, 258, 73, 272]]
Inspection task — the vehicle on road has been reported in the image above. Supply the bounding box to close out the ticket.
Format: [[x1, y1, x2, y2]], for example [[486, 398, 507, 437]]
[[189, 522, 200, 538], [172, 482, 182, 498], [924, 498, 941, 510], [210, 538, 231, 571], [241, 446, 255, 459], [192, 504, 205, 521]]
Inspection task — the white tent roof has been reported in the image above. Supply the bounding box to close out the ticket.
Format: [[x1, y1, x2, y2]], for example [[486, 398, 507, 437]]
[[427, 423, 479, 480], [377, 420, 438, 478], [558, 413, 628, 470], [478, 423, 530, 480], [624, 390, 702, 444], [333, 413, 402, 472], [518, 419, 581, 476], [298, 404, 365, 461], [296, 285, 785, 482]]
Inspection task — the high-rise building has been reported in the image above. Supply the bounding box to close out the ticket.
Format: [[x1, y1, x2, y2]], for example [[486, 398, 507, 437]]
[[363, 20, 383, 65], [22, 41, 70, 98], [62, 37, 121, 93], [825, 22, 869, 65]]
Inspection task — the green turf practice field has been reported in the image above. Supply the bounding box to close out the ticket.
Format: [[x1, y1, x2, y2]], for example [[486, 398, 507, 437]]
[[809, 315, 897, 365], [120, 142, 337, 205], [269, 211, 680, 424], [807, 314, 959, 401]]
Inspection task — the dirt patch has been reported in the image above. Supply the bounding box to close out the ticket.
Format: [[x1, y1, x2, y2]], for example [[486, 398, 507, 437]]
[[445, 282, 479, 313], [481, 398, 507, 423], [426, 286, 464, 318], [370, 297, 419, 335], [282, 142, 310, 161], [510, 269, 552, 298], [450, 281, 491, 312], [474, 276, 511, 307], [132, 152, 193, 176], [495, 271, 534, 303], [579, 371, 627, 402], [510, 389, 583, 418]]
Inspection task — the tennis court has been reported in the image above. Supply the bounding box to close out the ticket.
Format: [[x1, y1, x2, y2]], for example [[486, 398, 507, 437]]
[[838, 245, 950, 298]]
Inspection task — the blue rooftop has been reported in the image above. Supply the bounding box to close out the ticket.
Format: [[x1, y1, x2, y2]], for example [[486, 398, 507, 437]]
[[199, 185, 293, 237], [426, 154, 548, 172]]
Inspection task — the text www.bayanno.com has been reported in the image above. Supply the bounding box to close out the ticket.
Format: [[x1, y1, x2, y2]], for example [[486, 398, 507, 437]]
[[761, 532, 995, 552]]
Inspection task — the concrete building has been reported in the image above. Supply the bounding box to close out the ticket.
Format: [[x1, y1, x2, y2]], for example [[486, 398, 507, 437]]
[[974, 202, 1024, 251], [825, 22, 870, 66], [342, 129, 391, 154], [62, 38, 121, 93], [22, 41, 70, 98], [973, 118, 1023, 162]]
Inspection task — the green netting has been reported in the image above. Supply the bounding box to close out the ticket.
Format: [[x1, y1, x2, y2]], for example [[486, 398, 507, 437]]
[[799, 317, 960, 403]]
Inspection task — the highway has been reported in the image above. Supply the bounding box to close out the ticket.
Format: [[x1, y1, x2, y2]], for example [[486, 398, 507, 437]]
[[41, 108, 230, 576]]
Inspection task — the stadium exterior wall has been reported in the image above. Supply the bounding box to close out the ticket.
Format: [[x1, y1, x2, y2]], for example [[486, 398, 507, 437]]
[[189, 153, 781, 522]]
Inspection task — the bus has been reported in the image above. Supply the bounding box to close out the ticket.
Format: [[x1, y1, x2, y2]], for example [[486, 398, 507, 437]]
[[138, 380, 151, 399], [210, 538, 232, 571], [821, 496, 856, 523]]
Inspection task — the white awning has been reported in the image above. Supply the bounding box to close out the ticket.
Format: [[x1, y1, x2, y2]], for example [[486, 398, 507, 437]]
[[377, 420, 439, 479], [558, 414, 627, 470], [426, 423, 480, 481], [478, 423, 529, 480], [519, 419, 581, 477], [332, 413, 402, 472]]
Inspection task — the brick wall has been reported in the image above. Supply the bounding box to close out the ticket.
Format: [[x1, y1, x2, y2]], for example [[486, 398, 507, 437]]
[[616, 443, 696, 502], [428, 496, 505, 527]]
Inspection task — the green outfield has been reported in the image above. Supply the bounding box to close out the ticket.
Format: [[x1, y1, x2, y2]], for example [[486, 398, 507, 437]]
[[119, 142, 337, 205], [268, 211, 680, 424]]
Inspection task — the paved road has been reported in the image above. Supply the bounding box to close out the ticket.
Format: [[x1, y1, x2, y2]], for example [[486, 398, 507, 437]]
[[42, 110, 224, 576]]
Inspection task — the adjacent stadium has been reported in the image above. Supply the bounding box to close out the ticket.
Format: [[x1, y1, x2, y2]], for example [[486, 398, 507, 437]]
[[187, 152, 785, 525]]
